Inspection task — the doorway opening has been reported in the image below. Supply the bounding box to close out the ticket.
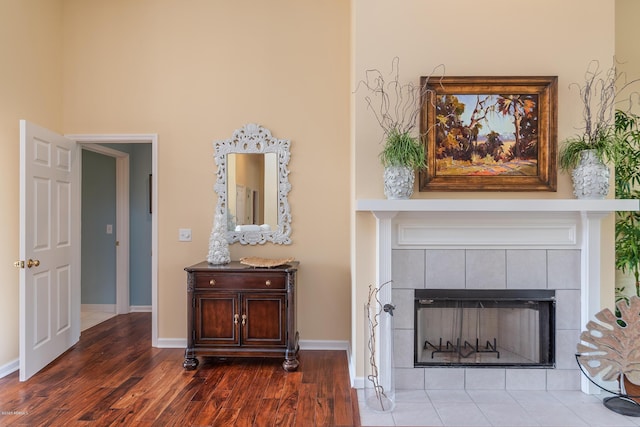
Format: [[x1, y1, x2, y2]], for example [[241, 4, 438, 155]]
[[69, 134, 158, 346], [80, 146, 122, 330]]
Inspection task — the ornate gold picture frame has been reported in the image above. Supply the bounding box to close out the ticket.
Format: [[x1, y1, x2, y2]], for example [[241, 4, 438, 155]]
[[419, 76, 557, 192]]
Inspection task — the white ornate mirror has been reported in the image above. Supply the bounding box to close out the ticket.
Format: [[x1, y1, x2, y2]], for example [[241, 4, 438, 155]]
[[212, 123, 292, 245]]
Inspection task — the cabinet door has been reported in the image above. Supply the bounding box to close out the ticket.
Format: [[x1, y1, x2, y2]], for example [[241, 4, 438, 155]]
[[195, 292, 239, 346], [241, 293, 286, 347]]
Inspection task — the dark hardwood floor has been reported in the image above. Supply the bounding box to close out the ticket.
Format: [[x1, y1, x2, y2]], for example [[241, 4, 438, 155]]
[[0, 313, 361, 426]]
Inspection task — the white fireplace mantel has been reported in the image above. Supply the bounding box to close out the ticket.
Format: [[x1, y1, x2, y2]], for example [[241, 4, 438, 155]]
[[356, 198, 639, 214], [356, 198, 639, 393]]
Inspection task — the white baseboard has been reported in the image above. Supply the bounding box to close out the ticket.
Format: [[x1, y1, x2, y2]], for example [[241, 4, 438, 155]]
[[157, 338, 187, 348], [352, 376, 364, 389], [298, 340, 349, 351], [129, 305, 152, 312], [82, 304, 151, 314], [0, 358, 19, 379], [349, 349, 358, 388], [81, 304, 116, 313]]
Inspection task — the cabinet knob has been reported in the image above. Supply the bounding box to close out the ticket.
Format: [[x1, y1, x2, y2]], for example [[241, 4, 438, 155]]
[[209, 279, 216, 286], [265, 280, 271, 287], [242, 314, 247, 326], [234, 314, 239, 325]]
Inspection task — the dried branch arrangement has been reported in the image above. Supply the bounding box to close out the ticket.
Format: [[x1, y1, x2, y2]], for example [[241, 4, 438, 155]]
[[573, 60, 640, 146], [560, 59, 640, 171], [355, 58, 444, 171], [356, 57, 444, 140], [365, 280, 393, 411]]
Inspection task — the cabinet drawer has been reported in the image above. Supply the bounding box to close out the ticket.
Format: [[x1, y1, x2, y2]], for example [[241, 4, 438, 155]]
[[195, 273, 286, 290]]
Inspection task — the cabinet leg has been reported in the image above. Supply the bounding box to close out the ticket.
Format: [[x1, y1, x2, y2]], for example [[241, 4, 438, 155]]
[[183, 348, 199, 370], [283, 339, 299, 371], [183, 358, 198, 370], [282, 356, 299, 372]]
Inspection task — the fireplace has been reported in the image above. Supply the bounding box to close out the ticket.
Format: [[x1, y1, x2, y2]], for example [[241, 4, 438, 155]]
[[414, 289, 555, 367], [356, 198, 637, 393]]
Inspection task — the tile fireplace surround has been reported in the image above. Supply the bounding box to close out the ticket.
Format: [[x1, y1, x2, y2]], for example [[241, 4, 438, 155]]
[[356, 199, 639, 396]]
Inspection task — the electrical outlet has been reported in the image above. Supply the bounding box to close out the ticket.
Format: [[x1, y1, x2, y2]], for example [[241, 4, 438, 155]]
[[106, 224, 113, 234], [178, 228, 192, 242]]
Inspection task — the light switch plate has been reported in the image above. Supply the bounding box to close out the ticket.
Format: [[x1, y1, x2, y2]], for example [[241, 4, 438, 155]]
[[178, 228, 192, 242]]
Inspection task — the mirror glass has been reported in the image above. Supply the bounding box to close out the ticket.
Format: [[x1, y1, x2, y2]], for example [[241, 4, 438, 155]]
[[211, 123, 292, 245], [226, 153, 278, 231]]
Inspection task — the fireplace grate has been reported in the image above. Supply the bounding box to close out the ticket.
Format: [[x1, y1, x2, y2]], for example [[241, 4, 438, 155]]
[[424, 337, 500, 359]]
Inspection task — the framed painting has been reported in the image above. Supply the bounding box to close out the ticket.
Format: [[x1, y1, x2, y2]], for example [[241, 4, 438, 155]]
[[419, 76, 557, 191]]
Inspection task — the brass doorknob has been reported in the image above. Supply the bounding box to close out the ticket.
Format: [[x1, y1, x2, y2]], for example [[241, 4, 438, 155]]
[[13, 259, 40, 269]]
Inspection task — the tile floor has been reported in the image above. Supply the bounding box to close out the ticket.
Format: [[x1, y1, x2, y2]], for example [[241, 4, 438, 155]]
[[358, 389, 640, 427]]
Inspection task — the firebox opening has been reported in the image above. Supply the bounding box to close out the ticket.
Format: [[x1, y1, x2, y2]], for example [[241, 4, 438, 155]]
[[414, 289, 555, 368]]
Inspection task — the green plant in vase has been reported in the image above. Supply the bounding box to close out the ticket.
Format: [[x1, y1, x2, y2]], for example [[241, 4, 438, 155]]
[[558, 129, 615, 173], [559, 60, 640, 198], [357, 57, 441, 199], [379, 127, 426, 170]]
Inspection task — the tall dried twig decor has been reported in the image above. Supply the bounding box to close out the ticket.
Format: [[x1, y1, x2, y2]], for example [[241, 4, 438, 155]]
[[573, 60, 639, 146], [356, 57, 445, 142], [365, 281, 394, 411], [355, 58, 446, 199], [560, 60, 640, 171]]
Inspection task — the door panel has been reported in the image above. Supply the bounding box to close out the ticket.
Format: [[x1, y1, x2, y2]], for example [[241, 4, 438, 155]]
[[32, 271, 50, 348], [56, 266, 71, 332], [20, 120, 79, 381], [196, 293, 239, 346], [242, 294, 286, 346], [57, 179, 71, 247]]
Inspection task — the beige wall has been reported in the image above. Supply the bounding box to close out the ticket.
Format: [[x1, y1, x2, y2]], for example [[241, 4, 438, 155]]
[[0, 0, 64, 370], [0, 0, 351, 371], [616, 0, 640, 105], [352, 0, 618, 375], [61, 0, 352, 342]]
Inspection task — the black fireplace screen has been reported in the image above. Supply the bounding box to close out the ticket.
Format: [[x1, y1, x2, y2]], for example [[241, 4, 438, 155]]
[[414, 289, 555, 367]]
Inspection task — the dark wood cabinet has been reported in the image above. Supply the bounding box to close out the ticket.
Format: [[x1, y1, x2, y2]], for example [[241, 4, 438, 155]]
[[183, 261, 299, 371]]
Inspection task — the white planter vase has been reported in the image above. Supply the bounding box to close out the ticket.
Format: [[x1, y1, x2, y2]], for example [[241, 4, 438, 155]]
[[383, 166, 414, 199], [571, 149, 610, 199]]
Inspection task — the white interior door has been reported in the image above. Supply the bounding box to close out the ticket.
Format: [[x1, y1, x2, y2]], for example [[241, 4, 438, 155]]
[[19, 120, 80, 381]]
